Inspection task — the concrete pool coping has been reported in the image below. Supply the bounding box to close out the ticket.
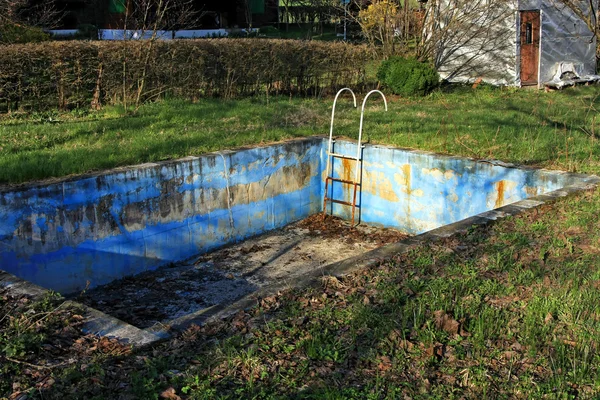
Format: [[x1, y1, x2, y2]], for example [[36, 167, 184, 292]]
[[2, 170, 598, 348]]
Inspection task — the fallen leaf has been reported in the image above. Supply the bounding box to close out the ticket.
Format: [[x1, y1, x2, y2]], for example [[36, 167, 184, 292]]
[[424, 342, 445, 359], [377, 355, 392, 371], [160, 387, 181, 400], [434, 310, 460, 335], [511, 342, 523, 352]]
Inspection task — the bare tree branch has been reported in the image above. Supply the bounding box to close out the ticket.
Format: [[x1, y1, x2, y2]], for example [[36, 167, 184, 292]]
[[0, 0, 62, 29], [547, 0, 598, 39], [419, 0, 514, 82], [121, 0, 203, 34]]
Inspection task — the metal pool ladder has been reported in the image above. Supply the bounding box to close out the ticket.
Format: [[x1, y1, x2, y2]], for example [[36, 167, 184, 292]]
[[323, 89, 388, 225]]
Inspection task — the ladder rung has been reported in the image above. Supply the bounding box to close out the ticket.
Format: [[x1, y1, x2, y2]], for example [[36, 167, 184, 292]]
[[324, 198, 356, 207], [326, 177, 360, 185], [328, 153, 360, 161]]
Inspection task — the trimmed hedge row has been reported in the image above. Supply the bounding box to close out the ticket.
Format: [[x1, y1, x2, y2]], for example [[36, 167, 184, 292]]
[[0, 39, 373, 112]]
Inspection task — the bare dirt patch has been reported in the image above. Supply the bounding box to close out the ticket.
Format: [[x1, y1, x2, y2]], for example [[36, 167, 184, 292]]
[[73, 215, 409, 329]]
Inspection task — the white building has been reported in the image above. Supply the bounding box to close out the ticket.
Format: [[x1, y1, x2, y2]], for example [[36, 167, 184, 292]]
[[430, 0, 599, 88]]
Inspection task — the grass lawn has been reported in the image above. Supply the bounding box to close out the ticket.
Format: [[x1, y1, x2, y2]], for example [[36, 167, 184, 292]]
[[1, 85, 600, 184], [2, 85, 600, 399]]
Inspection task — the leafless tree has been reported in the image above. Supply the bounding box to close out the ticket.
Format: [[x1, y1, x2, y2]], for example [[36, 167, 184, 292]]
[[120, 0, 202, 38], [418, 0, 514, 81], [113, 0, 204, 109], [0, 0, 62, 42], [239, 0, 254, 30], [278, 0, 338, 37], [329, 0, 422, 58]]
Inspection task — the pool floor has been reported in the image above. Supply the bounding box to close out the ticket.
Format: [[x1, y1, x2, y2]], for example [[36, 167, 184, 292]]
[[73, 215, 410, 329]]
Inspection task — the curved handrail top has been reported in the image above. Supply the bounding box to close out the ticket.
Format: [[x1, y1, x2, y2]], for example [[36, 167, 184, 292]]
[[360, 89, 388, 112], [329, 88, 357, 142], [333, 88, 358, 109], [355, 90, 388, 181]]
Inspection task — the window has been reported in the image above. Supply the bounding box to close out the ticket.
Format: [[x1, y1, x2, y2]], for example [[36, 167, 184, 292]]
[[525, 22, 533, 44]]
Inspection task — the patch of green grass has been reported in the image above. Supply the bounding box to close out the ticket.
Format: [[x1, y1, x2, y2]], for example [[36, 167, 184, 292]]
[[1, 85, 600, 184]]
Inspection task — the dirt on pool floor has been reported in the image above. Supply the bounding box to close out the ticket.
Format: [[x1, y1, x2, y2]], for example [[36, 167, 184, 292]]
[[73, 215, 410, 329]]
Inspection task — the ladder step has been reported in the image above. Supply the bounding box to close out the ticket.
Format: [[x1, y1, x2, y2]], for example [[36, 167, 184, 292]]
[[324, 198, 357, 207], [328, 153, 360, 161], [326, 177, 360, 185]]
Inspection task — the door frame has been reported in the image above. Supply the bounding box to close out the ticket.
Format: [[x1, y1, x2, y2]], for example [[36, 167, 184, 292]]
[[518, 10, 542, 87]]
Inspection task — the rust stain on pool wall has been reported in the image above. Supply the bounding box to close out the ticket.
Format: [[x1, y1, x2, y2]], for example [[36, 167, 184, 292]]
[[402, 164, 412, 227], [401, 164, 412, 194], [495, 180, 505, 208], [362, 170, 399, 202], [341, 158, 353, 199]]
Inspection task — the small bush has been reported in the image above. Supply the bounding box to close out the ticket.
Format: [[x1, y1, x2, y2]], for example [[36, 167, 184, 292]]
[[75, 24, 99, 40], [377, 57, 439, 96], [259, 25, 280, 36]]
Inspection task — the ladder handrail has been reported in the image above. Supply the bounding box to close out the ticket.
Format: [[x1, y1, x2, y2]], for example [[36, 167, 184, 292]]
[[325, 88, 357, 199], [356, 90, 388, 181], [324, 88, 357, 223], [328, 88, 357, 155]]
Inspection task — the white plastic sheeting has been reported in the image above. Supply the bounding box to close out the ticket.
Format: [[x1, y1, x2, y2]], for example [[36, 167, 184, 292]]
[[535, 0, 599, 86], [545, 62, 600, 88]]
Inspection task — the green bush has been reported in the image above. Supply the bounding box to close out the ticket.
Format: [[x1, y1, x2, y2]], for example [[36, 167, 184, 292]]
[[377, 57, 439, 96], [75, 24, 99, 40], [259, 25, 280, 36]]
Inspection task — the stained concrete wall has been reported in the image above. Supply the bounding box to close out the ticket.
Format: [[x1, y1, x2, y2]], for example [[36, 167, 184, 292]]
[[326, 140, 579, 233], [0, 138, 322, 293], [0, 137, 584, 293]]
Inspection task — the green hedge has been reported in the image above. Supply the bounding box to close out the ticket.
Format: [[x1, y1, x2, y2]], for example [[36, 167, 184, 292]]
[[0, 39, 372, 112]]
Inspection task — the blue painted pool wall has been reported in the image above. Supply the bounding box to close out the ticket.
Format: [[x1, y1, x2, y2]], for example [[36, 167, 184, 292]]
[[1, 136, 581, 294], [0, 138, 323, 293], [326, 140, 576, 234]]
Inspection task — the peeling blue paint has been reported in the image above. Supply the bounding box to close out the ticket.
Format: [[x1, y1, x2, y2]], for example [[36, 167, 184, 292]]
[[326, 140, 576, 233], [0, 139, 323, 293], [0, 137, 586, 294]]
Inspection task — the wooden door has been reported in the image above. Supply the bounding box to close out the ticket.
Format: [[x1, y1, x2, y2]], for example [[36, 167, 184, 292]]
[[520, 11, 541, 86]]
